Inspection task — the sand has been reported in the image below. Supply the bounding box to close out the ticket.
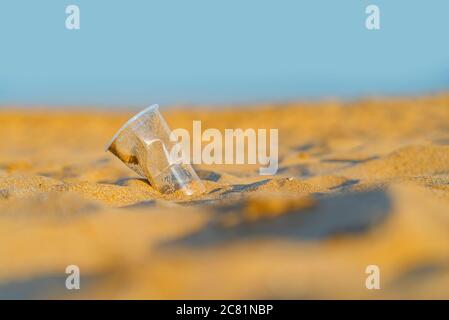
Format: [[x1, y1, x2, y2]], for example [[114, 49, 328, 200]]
[[1, 93, 449, 299]]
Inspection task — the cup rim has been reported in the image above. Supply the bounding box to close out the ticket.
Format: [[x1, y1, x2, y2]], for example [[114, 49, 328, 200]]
[[104, 104, 159, 151]]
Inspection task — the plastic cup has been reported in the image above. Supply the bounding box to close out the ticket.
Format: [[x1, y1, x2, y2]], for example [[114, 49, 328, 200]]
[[106, 104, 205, 196]]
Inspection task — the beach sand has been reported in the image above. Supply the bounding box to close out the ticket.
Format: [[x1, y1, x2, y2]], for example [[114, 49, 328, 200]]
[[1, 93, 449, 299]]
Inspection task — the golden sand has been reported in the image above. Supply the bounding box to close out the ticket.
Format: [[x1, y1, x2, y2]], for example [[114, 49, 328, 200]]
[[1, 93, 449, 299]]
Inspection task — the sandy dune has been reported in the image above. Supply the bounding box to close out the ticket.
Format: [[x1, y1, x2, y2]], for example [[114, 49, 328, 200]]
[[1, 94, 449, 299]]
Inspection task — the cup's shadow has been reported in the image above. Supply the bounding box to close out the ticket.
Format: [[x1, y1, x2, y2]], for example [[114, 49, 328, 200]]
[[161, 190, 392, 247]]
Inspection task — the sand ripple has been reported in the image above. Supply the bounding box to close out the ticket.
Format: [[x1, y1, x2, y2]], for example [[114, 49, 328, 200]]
[[1, 95, 449, 298]]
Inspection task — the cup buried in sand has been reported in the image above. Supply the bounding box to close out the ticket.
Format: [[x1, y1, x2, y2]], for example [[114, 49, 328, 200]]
[[106, 104, 205, 196]]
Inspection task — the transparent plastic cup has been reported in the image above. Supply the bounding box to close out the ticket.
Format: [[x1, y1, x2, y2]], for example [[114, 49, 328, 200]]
[[106, 104, 205, 196]]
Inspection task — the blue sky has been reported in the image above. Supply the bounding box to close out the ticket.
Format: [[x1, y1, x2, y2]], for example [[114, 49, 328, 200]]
[[1, 0, 449, 106]]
